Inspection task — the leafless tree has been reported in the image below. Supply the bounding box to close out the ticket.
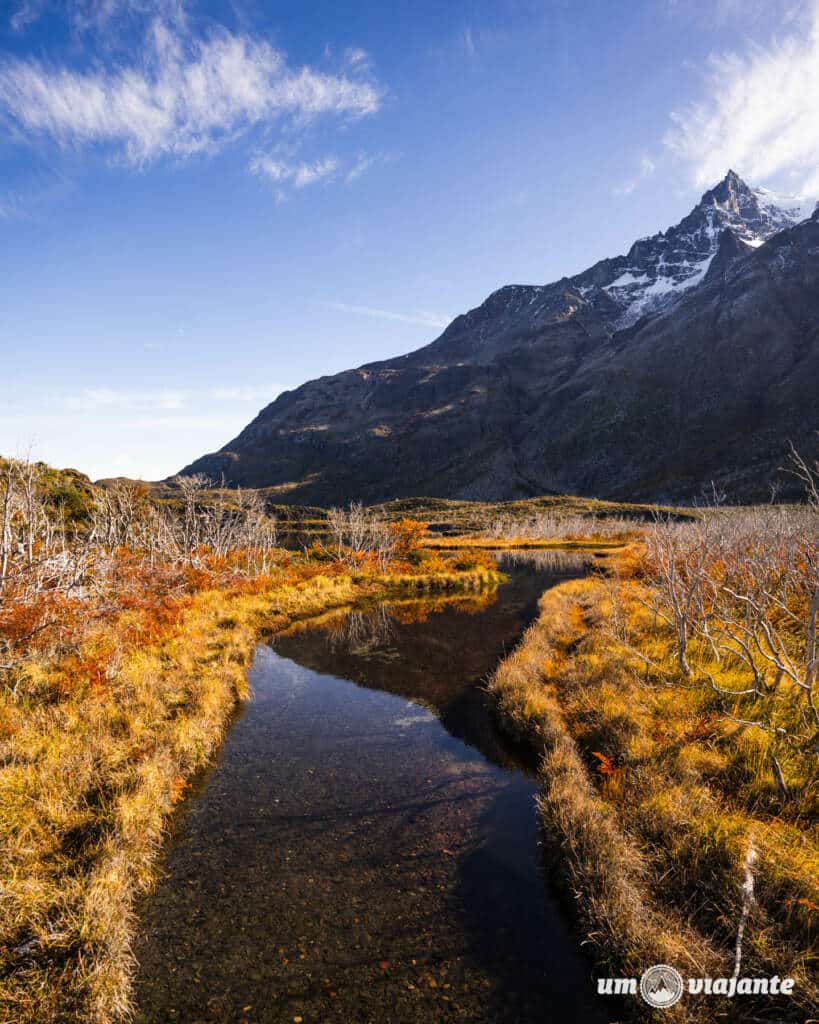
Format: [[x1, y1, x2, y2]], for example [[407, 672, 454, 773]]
[[642, 515, 718, 677], [325, 501, 395, 571], [0, 460, 281, 672], [484, 512, 633, 542], [636, 492, 818, 786]]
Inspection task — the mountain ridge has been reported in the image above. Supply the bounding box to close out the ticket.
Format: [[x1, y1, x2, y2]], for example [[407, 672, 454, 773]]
[[181, 172, 819, 504]]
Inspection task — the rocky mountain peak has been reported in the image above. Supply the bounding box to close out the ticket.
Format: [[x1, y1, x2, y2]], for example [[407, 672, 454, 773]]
[[690, 170, 810, 247], [421, 171, 817, 365], [699, 168, 752, 213], [569, 170, 814, 329]]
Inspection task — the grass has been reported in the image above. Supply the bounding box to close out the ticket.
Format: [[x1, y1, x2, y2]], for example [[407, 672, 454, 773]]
[[488, 549, 817, 1022], [0, 552, 499, 1024], [360, 494, 687, 530], [103, 479, 693, 538], [421, 536, 627, 550]]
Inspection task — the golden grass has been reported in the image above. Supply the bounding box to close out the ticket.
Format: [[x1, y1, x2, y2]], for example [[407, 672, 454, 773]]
[[0, 565, 497, 1024], [422, 536, 626, 550], [363, 565, 505, 588], [488, 560, 818, 1022]]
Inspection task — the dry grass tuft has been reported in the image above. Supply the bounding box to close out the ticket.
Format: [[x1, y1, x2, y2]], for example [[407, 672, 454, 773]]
[[1, 542, 497, 1022], [489, 551, 817, 1022]]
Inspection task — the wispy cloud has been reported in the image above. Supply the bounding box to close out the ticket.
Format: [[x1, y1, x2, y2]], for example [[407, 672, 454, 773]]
[[208, 386, 277, 403], [65, 385, 277, 412], [428, 22, 512, 62], [250, 149, 388, 197], [324, 302, 451, 329], [250, 154, 339, 189], [0, 17, 382, 166], [612, 156, 656, 196], [343, 46, 371, 70], [0, 190, 28, 219], [345, 151, 390, 183], [11, 0, 185, 35], [66, 388, 188, 412], [10, 0, 45, 32], [664, 3, 819, 193]]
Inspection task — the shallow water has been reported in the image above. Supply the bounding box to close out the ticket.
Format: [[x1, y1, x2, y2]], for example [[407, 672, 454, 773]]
[[132, 554, 609, 1023]]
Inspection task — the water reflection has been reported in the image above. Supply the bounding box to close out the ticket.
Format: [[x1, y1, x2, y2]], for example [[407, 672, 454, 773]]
[[327, 603, 395, 651], [273, 563, 571, 773], [494, 547, 595, 574], [132, 553, 609, 1024]]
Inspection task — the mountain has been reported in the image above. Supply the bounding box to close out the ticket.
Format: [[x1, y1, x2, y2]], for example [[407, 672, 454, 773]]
[[551, 170, 813, 330], [182, 172, 819, 504]]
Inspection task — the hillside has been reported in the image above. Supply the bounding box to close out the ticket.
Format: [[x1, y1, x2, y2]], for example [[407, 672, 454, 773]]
[[182, 172, 819, 505]]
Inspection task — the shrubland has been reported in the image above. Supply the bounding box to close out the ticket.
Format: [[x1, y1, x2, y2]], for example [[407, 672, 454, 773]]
[[6, 449, 815, 1023], [481, 511, 636, 543], [489, 455, 819, 1021], [420, 510, 639, 550], [0, 461, 497, 1024]]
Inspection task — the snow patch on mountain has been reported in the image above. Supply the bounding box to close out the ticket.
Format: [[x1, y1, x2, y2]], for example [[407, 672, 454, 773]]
[[752, 186, 818, 230], [603, 253, 715, 326], [569, 172, 815, 329], [606, 271, 650, 289]]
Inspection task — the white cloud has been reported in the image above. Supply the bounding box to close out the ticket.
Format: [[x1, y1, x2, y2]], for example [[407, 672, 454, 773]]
[[344, 47, 370, 69], [10, 0, 45, 32], [612, 155, 657, 196], [0, 409, 254, 481], [65, 385, 277, 412], [324, 302, 451, 329], [250, 154, 339, 189], [0, 190, 28, 218], [66, 388, 188, 411], [208, 386, 276, 403], [11, 1, 185, 34], [0, 18, 382, 165], [345, 152, 383, 183], [251, 150, 387, 196], [0, 379, 280, 480], [664, 3, 819, 193]]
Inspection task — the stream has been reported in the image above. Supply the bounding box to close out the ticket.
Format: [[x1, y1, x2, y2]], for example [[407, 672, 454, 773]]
[[132, 552, 610, 1023]]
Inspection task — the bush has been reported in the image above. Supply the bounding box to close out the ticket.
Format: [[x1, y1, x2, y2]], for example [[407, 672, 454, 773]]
[[450, 549, 497, 571], [388, 517, 429, 558]]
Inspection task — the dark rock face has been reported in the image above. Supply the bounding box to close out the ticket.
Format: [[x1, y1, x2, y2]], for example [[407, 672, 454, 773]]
[[182, 173, 819, 504]]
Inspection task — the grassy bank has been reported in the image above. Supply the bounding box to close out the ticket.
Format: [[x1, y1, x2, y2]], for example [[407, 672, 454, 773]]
[[108, 483, 689, 536], [422, 537, 626, 551], [489, 552, 817, 1022], [1, 549, 499, 1024]]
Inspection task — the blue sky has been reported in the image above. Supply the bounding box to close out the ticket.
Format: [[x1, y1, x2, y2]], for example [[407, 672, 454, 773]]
[[2, 0, 818, 480]]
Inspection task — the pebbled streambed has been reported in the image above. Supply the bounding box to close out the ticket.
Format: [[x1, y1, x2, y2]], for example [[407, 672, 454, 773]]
[[132, 552, 609, 1024]]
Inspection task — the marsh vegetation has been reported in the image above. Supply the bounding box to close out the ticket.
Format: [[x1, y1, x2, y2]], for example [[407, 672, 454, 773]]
[[489, 455, 819, 1022], [0, 461, 495, 1024], [2, 453, 816, 1023]]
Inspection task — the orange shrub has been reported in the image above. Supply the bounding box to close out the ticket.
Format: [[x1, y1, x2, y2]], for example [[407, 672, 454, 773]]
[[389, 518, 429, 558]]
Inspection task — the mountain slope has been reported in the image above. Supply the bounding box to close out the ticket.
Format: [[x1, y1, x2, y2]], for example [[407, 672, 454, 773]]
[[182, 173, 819, 504]]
